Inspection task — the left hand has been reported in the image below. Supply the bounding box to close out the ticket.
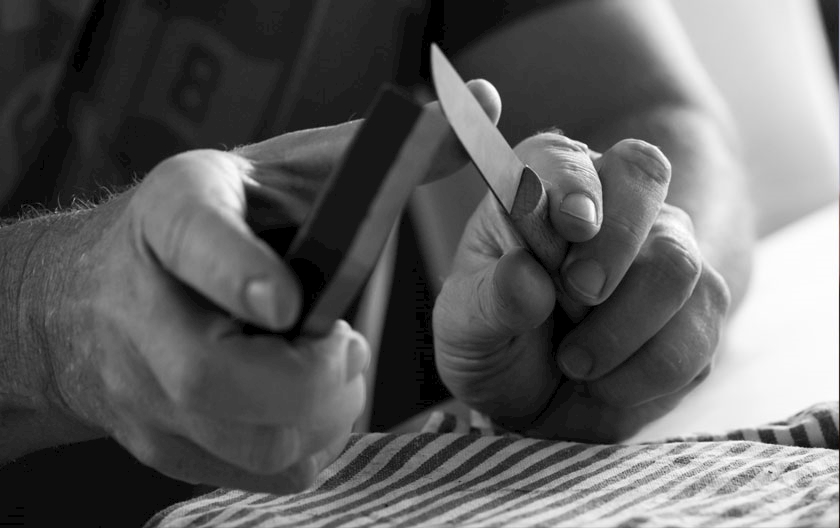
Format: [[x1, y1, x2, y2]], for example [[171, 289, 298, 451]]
[[435, 132, 732, 442]]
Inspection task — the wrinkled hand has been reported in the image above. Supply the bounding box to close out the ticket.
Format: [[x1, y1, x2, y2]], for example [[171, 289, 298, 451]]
[[49, 83, 497, 493], [435, 128, 731, 442], [53, 146, 370, 494]]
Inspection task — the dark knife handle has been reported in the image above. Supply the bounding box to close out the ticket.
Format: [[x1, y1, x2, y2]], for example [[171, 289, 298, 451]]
[[510, 166, 589, 322], [279, 86, 422, 339]]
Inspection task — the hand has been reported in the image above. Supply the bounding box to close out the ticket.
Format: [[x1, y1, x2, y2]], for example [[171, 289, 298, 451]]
[[548, 141, 731, 442], [45, 83, 500, 493], [50, 146, 369, 494], [434, 131, 731, 442], [433, 130, 604, 433]]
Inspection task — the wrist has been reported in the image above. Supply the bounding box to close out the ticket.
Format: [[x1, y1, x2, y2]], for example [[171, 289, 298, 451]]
[[0, 204, 121, 460]]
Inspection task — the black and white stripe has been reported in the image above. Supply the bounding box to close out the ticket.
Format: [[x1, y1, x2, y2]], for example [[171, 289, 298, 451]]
[[145, 402, 839, 528]]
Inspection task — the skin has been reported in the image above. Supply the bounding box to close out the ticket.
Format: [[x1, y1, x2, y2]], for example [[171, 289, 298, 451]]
[[0, 84, 495, 493], [433, 0, 754, 442]]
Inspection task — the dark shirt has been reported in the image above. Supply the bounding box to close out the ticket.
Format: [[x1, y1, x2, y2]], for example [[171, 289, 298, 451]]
[[0, 0, 569, 214]]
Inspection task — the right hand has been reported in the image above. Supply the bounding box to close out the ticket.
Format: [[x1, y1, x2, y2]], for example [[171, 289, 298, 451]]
[[52, 147, 370, 494], [433, 132, 604, 434], [434, 129, 716, 443], [47, 81, 501, 493]]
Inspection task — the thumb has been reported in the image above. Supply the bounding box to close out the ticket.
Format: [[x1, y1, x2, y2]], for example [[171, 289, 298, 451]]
[[461, 78, 502, 126], [138, 150, 302, 331], [422, 79, 503, 184], [434, 247, 554, 351]]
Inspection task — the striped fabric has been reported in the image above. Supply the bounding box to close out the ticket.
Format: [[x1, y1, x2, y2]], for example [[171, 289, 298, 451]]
[[145, 402, 839, 528]]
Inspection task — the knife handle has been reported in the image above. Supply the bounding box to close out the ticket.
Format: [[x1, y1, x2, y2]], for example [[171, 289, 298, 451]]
[[510, 166, 589, 322], [283, 86, 423, 339]]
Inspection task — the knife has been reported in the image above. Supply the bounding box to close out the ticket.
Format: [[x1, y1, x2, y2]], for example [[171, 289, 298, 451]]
[[430, 44, 585, 320]]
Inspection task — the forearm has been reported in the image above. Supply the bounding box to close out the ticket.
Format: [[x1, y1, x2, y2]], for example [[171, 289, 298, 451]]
[[581, 104, 755, 310], [0, 210, 106, 463]]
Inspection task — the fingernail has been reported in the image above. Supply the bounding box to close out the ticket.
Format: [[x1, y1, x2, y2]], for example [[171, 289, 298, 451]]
[[558, 347, 592, 379], [560, 193, 598, 225], [566, 259, 606, 300], [246, 279, 281, 329], [346, 337, 370, 383]]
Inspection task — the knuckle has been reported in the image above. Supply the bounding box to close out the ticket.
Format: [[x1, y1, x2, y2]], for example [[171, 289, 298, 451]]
[[243, 425, 300, 475], [303, 339, 348, 384], [164, 353, 214, 412], [529, 132, 588, 154], [283, 458, 320, 493], [122, 428, 169, 472], [171, 149, 234, 170], [587, 330, 626, 376], [640, 345, 696, 393], [130, 441, 161, 469], [147, 150, 204, 184], [157, 202, 198, 270], [516, 131, 572, 154], [613, 139, 672, 189], [609, 213, 650, 251], [516, 133, 593, 178], [649, 235, 702, 294], [662, 204, 695, 233], [699, 266, 732, 318], [145, 150, 238, 194], [166, 149, 204, 166], [593, 383, 634, 409]]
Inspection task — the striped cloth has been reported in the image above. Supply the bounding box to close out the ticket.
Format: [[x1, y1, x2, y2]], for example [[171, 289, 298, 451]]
[[145, 402, 839, 528]]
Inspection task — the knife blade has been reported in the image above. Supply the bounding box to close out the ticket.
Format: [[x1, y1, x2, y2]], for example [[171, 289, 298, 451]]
[[430, 43, 543, 218]]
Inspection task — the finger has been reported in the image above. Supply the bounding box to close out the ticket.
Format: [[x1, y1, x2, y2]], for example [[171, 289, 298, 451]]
[[434, 247, 555, 350], [182, 403, 359, 475], [118, 422, 349, 494], [502, 132, 602, 322], [104, 316, 366, 473], [517, 376, 704, 443], [139, 150, 301, 331], [587, 265, 729, 408], [422, 79, 503, 184], [561, 139, 671, 305], [556, 207, 702, 380], [434, 247, 561, 430], [514, 132, 602, 244], [146, 314, 370, 424]]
